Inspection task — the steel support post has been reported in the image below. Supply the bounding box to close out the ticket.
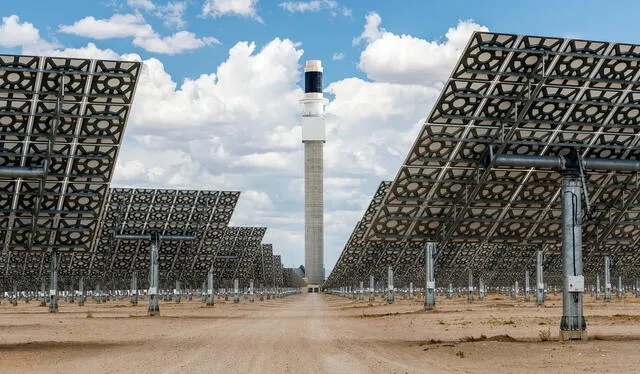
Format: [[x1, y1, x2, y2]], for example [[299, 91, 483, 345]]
[[408, 282, 413, 300], [424, 242, 435, 310], [68, 283, 75, 303], [130, 272, 138, 306], [617, 276, 623, 299], [447, 283, 453, 299], [369, 275, 375, 302], [604, 256, 612, 302], [479, 278, 485, 300], [174, 280, 181, 303], [595, 275, 601, 300], [513, 280, 519, 299], [96, 283, 102, 304], [387, 266, 394, 304], [359, 281, 364, 301], [49, 252, 59, 313], [12, 282, 17, 306], [636, 278, 640, 298], [234, 279, 240, 303], [468, 270, 474, 302], [559, 176, 587, 341], [78, 277, 85, 306], [525, 270, 530, 302], [147, 233, 160, 316], [249, 280, 255, 302], [536, 250, 544, 305], [40, 281, 46, 306], [206, 268, 214, 306]]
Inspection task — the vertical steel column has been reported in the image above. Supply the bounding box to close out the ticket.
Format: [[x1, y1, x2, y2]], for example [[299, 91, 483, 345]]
[[596, 275, 601, 300], [447, 283, 453, 299], [636, 278, 640, 298], [147, 233, 160, 316], [387, 266, 394, 304], [130, 272, 138, 305], [513, 280, 519, 299], [359, 281, 364, 301], [617, 276, 623, 299], [479, 278, 485, 300], [408, 282, 414, 300], [536, 250, 544, 305], [249, 279, 255, 302], [424, 242, 435, 310], [78, 277, 85, 306], [174, 280, 181, 303], [68, 282, 74, 303], [468, 270, 474, 302], [604, 256, 612, 302], [559, 176, 586, 340], [12, 282, 17, 306], [49, 252, 58, 313], [369, 275, 375, 302], [234, 279, 240, 303], [40, 281, 46, 306], [95, 283, 101, 304], [525, 270, 530, 301], [206, 268, 214, 306]]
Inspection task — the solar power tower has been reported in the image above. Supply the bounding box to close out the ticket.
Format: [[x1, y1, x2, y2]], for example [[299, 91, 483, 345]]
[[301, 60, 328, 291], [0, 54, 141, 312], [91, 188, 239, 315], [360, 32, 640, 340]]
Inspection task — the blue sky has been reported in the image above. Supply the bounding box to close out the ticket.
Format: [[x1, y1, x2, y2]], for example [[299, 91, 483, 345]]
[[1, 0, 638, 273]]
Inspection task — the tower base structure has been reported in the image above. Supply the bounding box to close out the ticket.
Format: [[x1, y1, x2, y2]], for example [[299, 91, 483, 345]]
[[559, 330, 588, 342], [307, 284, 320, 293]]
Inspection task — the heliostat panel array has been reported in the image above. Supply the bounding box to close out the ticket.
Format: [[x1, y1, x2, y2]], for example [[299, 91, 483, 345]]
[[253, 244, 274, 287], [212, 226, 266, 285], [366, 32, 640, 256], [0, 55, 141, 252], [88, 188, 239, 278]]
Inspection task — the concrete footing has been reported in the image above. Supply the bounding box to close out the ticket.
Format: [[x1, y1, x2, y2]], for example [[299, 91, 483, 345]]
[[559, 329, 588, 341]]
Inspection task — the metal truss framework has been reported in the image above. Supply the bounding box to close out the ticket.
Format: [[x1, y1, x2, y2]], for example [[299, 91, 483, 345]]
[[328, 32, 640, 288], [273, 255, 284, 287], [0, 54, 141, 286], [6, 188, 239, 287], [95, 188, 238, 281], [209, 226, 266, 287], [253, 244, 275, 288]]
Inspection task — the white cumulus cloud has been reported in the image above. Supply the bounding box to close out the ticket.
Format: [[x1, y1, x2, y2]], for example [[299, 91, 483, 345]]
[[355, 12, 488, 85], [59, 13, 217, 54], [127, 0, 156, 10], [201, 0, 261, 21]]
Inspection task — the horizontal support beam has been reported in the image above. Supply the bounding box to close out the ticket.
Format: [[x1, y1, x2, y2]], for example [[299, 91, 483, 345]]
[[490, 154, 640, 172], [0, 166, 46, 178], [114, 234, 197, 241]]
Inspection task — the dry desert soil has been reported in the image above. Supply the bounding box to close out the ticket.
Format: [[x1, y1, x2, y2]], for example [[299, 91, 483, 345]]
[[2, 292, 640, 373]]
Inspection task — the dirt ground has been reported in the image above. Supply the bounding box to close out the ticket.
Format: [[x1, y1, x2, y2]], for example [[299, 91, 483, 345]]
[[1, 292, 640, 373]]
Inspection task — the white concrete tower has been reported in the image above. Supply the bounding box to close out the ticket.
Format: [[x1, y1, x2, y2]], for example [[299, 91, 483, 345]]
[[301, 60, 327, 291]]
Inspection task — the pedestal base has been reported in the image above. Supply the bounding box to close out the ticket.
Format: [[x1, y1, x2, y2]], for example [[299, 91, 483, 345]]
[[559, 329, 588, 341]]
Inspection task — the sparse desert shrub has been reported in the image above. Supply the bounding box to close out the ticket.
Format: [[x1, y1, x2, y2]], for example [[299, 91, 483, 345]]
[[539, 328, 551, 341], [456, 351, 465, 358], [460, 335, 487, 343], [85, 311, 93, 318]]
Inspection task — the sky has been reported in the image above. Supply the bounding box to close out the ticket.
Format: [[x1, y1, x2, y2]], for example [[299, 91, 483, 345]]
[[1, 0, 640, 275]]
